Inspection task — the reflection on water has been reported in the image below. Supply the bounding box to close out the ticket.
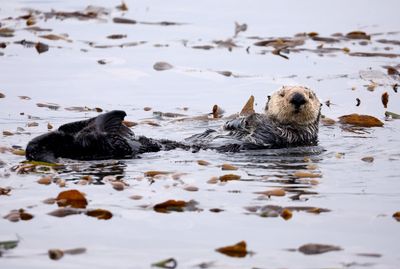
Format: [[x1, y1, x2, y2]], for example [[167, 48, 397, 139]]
[[58, 160, 127, 183]]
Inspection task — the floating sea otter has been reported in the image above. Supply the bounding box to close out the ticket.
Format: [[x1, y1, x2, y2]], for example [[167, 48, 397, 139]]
[[187, 85, 322, 151], [25, 86, 321, 162]]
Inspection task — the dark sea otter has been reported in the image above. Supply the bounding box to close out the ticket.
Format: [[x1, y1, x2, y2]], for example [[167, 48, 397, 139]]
[[25, 86, 321, 162], [25, 110, 185, 162], [186, 86, 321, 151]]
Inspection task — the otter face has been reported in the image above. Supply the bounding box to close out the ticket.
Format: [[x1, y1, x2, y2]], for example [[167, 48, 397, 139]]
[[25, 131, 72, 163], [26, 139, 57, 163], [265, 86, 321, 125]]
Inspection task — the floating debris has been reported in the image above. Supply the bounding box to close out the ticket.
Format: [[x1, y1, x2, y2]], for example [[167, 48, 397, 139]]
[[385, 111, 400, 119], [36, 102, 60, 110], [349, 52, 400, 58], [97, 59, 108, 65], [3, 131, 14, 136], [4, 209, 34, 222], [215, 241, 249, 258], [361, 156, 374, 163], [139, 21, 184, 26], [48, 247, 86, 260], [151, 258, 177, 269], [221, 163, 238, 171], [183, 185, 199, 192], [130, 195, 143, 200], [19, 95, 31, 100], [111, 181, 125, 191], [113, 17, 136, 24], [153, 200, 200, 213], [219, 174, 241, 182], [293, 171, 322, 178], [256, 188, 286, 197], [153, 61, 173, 71], [234, 22, 247, 37], [214, 38, 238, 51], [0, 28, 14, 37], [48, 208, 81, 218], [0, 187, 11, 195], [107, 34, 127, 39], [245, 205, 330, 218], [144, 171, 171, 177], [56, 189, 88, 209], [39, 34, 71, 42], [393, 212, 400, 222], [24, 26, 52, 32], [37, 175, 53, 185], [212, 105, 224, 118], [192, 45, 214, 50], [153, 111, 186, 118], [240, 95, 255, 116], [35, 42, 49, 54], [122, 120, 137, 127], [197, 160, 211, 166], [321, 117, 336, 126], [298, 243, 342, 255], [0, 238, 19, 251], [345, 31, 370, 40], [116, 1, 129, 11], [356, 253, 383, 258], [43, 6, 109, 21], [86, 209, 113, 220], [381, 92, 389, 108], [280, 208, 293, 220], [339, 114, 384, 127]]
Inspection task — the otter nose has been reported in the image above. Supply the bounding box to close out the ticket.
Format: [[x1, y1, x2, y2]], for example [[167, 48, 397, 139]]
[[290, 93, 306, 108]]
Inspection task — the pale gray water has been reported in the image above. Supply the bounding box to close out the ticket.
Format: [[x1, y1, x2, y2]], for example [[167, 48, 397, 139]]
[[1, 0, 400, 268]]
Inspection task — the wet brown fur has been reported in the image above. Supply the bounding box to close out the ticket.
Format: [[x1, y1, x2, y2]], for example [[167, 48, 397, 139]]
[[265, 86, 321, 126]]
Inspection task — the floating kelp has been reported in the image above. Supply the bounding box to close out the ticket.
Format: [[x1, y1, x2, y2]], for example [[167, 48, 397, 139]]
[[4, 209, 34, 222], [153, 61, 173, 71], [0, 28, 14, 37], [153, 199, 200, 213], [39, 34, 71, 42], [43, 6, 109, 21], [339, 114, 384, 127], [139, 21, 185, 26], [298, 243, 342, 255], [113, 17, 136, 24], [215, 241, 250, 258], [234, 21, 247, 37]]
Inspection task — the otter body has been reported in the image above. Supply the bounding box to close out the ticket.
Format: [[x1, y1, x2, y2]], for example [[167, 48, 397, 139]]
[[186, 86, 321, 151], [25, 86, 321, 162], [25, 110, 185, 162]]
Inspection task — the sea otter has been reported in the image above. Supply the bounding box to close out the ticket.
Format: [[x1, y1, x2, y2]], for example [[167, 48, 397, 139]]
[[25, 86, 320, 162], [25, 110, 186, 162], [186, 86, 321, 151]]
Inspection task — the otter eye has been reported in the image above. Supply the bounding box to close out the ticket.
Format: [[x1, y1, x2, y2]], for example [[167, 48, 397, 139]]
[[279, 91, 285, 97], [309, 93, 314, 99]]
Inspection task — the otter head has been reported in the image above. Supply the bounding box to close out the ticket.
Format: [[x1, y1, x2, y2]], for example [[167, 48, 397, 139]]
[[25, 131, 73, 163], [265, 86, 321, 126]]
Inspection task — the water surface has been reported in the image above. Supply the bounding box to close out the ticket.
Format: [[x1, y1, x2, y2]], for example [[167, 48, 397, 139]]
[[1, 0, 400, 268]]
